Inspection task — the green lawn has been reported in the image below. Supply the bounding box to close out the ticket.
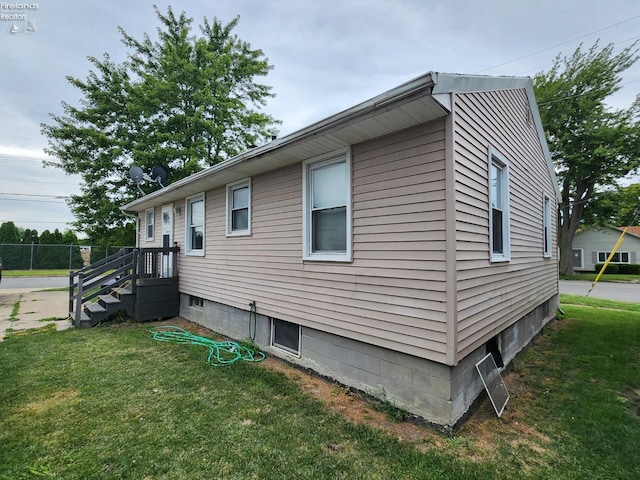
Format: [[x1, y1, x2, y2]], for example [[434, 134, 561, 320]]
[[1, 298, 639, 479], [2, 269, 70, 277], [560, 272, 640, 282]]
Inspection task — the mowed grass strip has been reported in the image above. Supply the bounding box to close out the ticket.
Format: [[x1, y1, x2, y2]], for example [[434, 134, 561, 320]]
[[0, 298, 639, 479], [0, 326, 495, 480], [512, 297, 640, 479]]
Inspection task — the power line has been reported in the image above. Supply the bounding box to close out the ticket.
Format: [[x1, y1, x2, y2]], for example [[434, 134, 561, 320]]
[[0, 192, 70, 199], [514, 35, 640, 76], [0, 198, 67, 204], [0, 192, 69, 199], [0, 219, 73, 224], [475, 13, 640, 74], [5, 179, 80, 187], [537, 78, 640, 107]]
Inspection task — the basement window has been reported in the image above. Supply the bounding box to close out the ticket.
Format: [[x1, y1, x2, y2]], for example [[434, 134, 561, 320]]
[[486, 335, 504, 368], [189, 295, 204, 309], [271, 318, 301, 356]]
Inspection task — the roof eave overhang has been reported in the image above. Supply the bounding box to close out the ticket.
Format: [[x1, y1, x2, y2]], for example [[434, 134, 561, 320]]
[[122, 72, 446, 211], [122, 71, 561, 211]]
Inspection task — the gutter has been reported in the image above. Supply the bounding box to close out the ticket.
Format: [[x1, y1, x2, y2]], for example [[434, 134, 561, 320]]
[[122, 72, 437, 211]]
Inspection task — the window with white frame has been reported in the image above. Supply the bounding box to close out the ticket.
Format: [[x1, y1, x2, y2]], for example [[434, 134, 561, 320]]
[[303, 152, 351, 261], [186, 194, 205, 255], [543, 193, 552, 258], [489, 148, 510, 262], [145, 208, 154, 241], [226, 179, 251, 235], [597, 251, 630, 263], [271, 318, 301, 356]]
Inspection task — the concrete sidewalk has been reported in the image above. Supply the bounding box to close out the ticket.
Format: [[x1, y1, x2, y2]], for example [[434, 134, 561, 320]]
[[0, 288, 72, 341]]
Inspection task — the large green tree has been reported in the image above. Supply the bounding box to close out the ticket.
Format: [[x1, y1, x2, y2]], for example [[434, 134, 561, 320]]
[[533, 41, 640, 275], [42, 6, 279, 243], [582, 183, 640, 228]]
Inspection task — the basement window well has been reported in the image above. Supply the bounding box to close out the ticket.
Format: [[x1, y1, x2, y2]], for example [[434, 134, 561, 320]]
[[271, 318, 301, 356], [189, 296, 204, 309]]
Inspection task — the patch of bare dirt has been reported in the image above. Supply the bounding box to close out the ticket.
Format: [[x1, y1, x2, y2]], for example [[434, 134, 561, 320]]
[[19, 390, 79, 414], [142, 318, 551, 461], [620, 388, 640, 418]]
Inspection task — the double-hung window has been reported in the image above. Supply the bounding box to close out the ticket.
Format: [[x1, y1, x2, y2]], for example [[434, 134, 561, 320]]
[[226, 179, 251, 236], [489, 148, 510, 262], [303, 151, 352, 261], [186, 193, 205, 255], [145, 208, 154, 241], [543, 193, 552, 257]]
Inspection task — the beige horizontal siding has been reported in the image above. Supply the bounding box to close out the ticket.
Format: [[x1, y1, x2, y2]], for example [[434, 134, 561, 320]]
[[452, 88, 558, 359], [176, 120, 449, 363]]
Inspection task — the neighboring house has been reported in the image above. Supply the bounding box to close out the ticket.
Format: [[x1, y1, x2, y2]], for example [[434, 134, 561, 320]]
[[122, 72, 559, 429], [572, 226, 640, 271]]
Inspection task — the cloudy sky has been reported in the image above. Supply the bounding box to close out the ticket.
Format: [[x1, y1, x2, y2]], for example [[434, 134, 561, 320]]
[[1, 0, 639, 237]]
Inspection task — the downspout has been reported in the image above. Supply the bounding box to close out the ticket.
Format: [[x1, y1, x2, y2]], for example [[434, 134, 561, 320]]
[[444, 91, 459, 366]]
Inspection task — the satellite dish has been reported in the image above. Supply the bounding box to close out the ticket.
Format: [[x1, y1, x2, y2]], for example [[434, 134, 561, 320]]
[[150, 166, 168, 188], [129, 166, 144, 185], [129, 166, 146, 195]]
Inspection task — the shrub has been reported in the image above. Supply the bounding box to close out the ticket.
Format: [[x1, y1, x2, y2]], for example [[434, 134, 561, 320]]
[[594, 263, 619, 274], [616, 263, 640, 275]]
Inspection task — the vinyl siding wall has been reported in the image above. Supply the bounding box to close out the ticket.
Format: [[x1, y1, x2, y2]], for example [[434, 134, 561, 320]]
[[452, 88, 558, 359], [572, 228, 640, 271], [146, 120, 450, 363]]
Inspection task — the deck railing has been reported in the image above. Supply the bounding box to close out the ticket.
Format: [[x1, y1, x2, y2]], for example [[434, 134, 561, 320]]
[[69, 247, 179, 325]]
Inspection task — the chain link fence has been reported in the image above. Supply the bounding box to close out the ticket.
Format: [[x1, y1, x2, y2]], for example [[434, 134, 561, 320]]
[[0, 244, 134, 271]]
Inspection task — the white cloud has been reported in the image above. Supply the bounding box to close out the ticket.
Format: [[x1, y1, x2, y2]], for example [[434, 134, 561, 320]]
[[1, 0, 638, 231]]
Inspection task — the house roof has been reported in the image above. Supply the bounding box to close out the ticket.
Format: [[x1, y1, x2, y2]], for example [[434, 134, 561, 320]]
[[616, 226, 640, 239], [122, 71, 559, 211]]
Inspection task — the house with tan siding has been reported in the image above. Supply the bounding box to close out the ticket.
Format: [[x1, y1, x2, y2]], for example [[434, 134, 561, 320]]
[[122, 72, 560, 429]]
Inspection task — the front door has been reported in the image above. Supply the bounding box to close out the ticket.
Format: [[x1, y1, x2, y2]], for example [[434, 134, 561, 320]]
[[161, 204, 174, 277], [572, 248, 583, 269]]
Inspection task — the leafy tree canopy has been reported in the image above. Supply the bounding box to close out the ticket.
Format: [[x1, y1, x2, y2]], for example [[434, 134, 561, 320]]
[[533, 41, 640, 274], [42, 6, 280, 244], [582, 183, 640, 228]]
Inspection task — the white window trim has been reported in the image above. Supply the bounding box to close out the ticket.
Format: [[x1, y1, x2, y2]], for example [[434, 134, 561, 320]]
[[302, 148, 352, 262], [543, 193, 552, 258], [145, 207, 154, 242], [185, 193, 205, 256], [488, 147, 511, 263], [597, 251, 630, 264], [270, 317, 302, 358], [226, 178, 252, 237]]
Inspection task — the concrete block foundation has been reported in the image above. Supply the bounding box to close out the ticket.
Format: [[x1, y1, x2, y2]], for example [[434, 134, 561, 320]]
[[179, 293, 558, 429]]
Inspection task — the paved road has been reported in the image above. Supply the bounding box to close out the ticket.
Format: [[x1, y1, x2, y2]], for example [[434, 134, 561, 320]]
[[559, 280, 639, 302], [0, 276, 68, 290]]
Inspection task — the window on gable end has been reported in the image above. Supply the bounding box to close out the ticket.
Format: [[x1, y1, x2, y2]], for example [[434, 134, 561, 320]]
[[489, 148, 510, 262], [543, 193, 552, 258]]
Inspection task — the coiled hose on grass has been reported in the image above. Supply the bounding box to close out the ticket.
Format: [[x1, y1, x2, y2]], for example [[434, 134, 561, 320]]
[[149, 326, 265, 367]]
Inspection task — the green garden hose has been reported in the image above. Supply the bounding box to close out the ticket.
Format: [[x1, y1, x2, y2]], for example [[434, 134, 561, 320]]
[[149, 326, 265, 367]]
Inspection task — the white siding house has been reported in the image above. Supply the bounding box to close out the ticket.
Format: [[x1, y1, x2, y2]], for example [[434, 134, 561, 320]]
[[122, 72, 559, 429]]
